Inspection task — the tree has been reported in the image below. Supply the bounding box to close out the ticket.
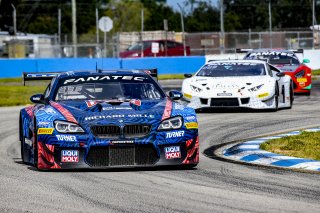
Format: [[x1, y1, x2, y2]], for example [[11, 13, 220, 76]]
[[185, 1, 220, 32]]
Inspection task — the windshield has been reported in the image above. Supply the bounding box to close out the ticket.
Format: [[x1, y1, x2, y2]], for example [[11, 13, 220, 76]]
[[197, 63, 266, 77], [55, 82, 164, 101], [245, 51, 300, 65], [127, 41, 152, 51]]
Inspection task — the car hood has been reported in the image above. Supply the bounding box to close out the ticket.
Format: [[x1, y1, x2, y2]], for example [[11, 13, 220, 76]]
[[189, 76, 273, 91], [51, 99, 168, 125]]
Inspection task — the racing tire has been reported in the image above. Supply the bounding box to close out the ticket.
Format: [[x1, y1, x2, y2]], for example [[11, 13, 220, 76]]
[[33, 118, 39, 169], [271, 85, 279, 112], [305, 91, 311, 96], [19, 116, 26, 163], [288, 84, 294, 109]]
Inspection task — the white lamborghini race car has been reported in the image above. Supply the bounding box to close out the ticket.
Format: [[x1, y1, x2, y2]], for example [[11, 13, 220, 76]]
[[181, 60, 293, 111]]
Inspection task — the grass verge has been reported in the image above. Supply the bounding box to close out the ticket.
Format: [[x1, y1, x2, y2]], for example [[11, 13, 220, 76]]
[[0, 78, 47, 106], [158, 74, 185, 80], [260, 131, 320, 161], [312, 69, 320, 76]]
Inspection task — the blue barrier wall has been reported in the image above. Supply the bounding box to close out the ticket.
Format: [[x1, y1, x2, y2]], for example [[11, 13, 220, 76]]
[[121, 56, 205, 74], [0, 56, 206, 78]]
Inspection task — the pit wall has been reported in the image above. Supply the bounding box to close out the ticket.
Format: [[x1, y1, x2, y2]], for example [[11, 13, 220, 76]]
[[0, 50, 319, 78]]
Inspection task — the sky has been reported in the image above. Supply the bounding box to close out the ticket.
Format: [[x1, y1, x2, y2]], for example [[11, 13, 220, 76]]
[[166, 0, 218, 12]]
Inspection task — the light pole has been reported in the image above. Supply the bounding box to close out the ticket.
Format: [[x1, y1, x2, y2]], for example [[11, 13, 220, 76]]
[[268, 0, 272, 48], [177, 3, 186, 56], [220, 0, 225, 53], [72, 0, 77, 57], [11, 4, 17, 35]]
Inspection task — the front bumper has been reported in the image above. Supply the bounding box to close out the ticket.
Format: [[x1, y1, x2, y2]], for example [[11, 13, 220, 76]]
[[36, 135, 199, 170], [186, 95, 276, 110]]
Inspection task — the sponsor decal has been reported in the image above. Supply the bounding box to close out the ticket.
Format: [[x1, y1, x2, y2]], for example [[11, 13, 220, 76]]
[[185, 122, 198, 129], [61, 150, 79, 163], [56, 135, 77, 142], [38, 121, 50, 126], [297, 78, 307, 83], [130, 99, 141, 106], [185, 115, 197, 122], [102, 107, 132, 110], [248, 51, 295, 58], [37, 128, 54, 134], [299, 82, 305, 86], [184, 93, 192, 99], [174, 104, 185, 110], [64, 75, 146, 84], [111, 140, 134, 144], [166, 130, 185, 139], [257, 92, 269, 98], [85, 114, 154, 120], [165, 146, 181, 159], [208, 62, 258, 66], [217, 92, 232, 96]]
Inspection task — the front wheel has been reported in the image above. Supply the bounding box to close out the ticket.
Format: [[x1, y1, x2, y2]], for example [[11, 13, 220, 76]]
[[271, 85, 279, 112], [33, 118, 39, 169], [288, 84, 294, 109]]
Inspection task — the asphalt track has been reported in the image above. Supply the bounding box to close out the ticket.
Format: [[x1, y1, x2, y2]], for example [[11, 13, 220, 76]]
[[0, 80, 320, 213]]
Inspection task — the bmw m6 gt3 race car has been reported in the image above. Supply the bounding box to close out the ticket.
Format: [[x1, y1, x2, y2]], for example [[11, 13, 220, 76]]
[[182, 60, 293, 111], [19, 70, 199, 170], [239, 48, 312, 95]]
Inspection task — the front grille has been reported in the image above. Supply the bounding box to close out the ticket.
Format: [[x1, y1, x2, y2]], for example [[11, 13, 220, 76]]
[[91, 125, 120, 138], [86, 147, 109, 167], [124, 125, 151, 138], [240, 98, 250, 104], [135, 145, 158, 165], [211, 98, 239, 107], [109, 146, 135, 166], [86, 145, 158, 167]]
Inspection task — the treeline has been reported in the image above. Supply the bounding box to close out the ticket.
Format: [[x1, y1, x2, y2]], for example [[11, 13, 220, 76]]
[[0, 0, 318, 37]]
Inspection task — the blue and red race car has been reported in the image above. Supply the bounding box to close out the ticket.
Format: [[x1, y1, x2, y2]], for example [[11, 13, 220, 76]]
[[19, 70, 199, 170], [239, 49, 312, 95]]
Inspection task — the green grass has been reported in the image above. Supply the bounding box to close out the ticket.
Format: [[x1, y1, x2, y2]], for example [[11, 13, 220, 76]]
[[0, 85, 47, 106], [0, 78, 47, 106], [0, 77, 21, 83], [312, 69, 320, 76], [260, 131, 320, 161], [158, 74, 185, 80]]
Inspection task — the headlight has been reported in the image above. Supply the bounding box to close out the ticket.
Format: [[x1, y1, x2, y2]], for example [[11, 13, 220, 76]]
[[190, 85, 202, 92], [295, 70, 305, 78], [248, 84, 264, 92], [54, 120, 84, 133], [158, 116, 183, 131]]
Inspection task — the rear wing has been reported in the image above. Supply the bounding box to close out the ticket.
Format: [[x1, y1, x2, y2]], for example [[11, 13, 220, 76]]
[[138, 68, 158, 81], [290, 49, 303, 54], [22, 72, 60, 86], [235, 48, 253, 53], [236, 48, 303, 54]]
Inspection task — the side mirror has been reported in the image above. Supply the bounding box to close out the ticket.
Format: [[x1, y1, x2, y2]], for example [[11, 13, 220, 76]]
[[302, 59, 310, 64], [184, 73, 192, 78], [276, 72, 285, 77], [168, 90, 183, 100], [30, 94, 45, 104]]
